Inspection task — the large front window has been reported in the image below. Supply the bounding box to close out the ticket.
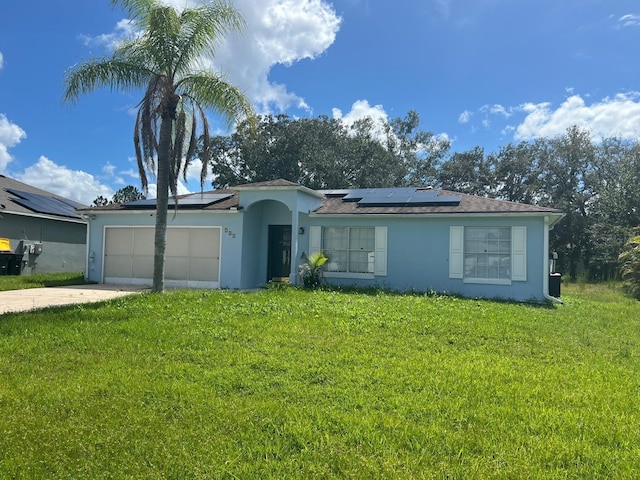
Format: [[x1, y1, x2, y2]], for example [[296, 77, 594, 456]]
[[323, 226, 375, 274], [464, 227, 511, 280]]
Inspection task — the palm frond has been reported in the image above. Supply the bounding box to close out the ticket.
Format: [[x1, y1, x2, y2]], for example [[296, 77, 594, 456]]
[[144, 5, 182, 75], [197, 103, 213, 189], [173, 1, 245, 78], [109, 0, 160, 25], [178, 73, 254, 129], [170, 109, 188, 197], [133, 111, 149, 194], [63, 58, 153, 104], [183, 108, 198, 183]]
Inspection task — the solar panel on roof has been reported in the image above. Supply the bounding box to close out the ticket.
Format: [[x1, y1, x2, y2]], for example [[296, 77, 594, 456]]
[[122, 192, 233, 209], [125, 198, 157, 207], [333, 187, 463, 207], [177, 193, 233, 206], [7, 189, 82, 218], [356, 194, 461, 207]]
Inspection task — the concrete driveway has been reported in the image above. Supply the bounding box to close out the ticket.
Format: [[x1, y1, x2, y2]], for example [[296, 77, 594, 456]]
[[0, 284, 149, 315]]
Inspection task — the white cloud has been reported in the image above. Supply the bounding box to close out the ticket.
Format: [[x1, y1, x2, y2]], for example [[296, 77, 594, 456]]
[[0, 51, 3, 69], [183, 158, 212, 187], [458, 110, 472, 124], [91, 0, 341, 115], [0, 114, 27, 172], [214, 0, 341, 113], [619, 14, 640, 28], [14, 156, 113, 205], [79, 19, 137, 50], [332, 99, 388, 126], [479, 103, 512, 118], [101, 162, 126, 186], [514, 93, 640, 142], [489, 104, 510, 117], [142, 179, 190, 200], [332, 100, 389, 143]]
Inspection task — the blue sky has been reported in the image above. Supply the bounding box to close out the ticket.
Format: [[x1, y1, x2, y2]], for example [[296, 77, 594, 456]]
[[1, 0, 640, 204]]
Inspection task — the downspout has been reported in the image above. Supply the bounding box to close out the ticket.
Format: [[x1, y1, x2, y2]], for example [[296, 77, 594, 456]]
[[290, 207, 299, 285], [543, 215, 563, 304], [83, 215, 91, 283]]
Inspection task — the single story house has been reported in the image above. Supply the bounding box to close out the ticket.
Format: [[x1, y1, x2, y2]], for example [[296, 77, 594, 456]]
[[79, 179, 565, 302], [0, 175, 87, 275]]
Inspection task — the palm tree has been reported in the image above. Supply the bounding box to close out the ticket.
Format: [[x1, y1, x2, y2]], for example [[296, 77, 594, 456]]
[[64, 0, 254, 292]]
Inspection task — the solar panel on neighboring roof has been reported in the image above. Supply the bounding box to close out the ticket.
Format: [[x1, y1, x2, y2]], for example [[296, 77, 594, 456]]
[[123, 192, 233, 209], [7, 189, 82, 218]]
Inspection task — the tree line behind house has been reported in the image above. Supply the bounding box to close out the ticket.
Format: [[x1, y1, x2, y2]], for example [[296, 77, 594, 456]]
[[200, 112, 639, 281]]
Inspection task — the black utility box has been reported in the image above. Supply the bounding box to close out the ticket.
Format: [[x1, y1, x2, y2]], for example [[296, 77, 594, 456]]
[[549, 273, 562, 297], [0, 253, 23, 275]]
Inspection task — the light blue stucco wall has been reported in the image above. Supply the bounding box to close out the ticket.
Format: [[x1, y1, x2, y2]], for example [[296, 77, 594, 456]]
[[309, 214, 549, 301], [85, 189, 551, 301]]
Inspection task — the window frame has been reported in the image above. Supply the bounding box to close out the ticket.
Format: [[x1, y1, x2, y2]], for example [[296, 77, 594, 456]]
[[323, 226, 375, 278], [449, 225, 527, 285], [309, 226, 387, 279], [463, 226, 512, 284]]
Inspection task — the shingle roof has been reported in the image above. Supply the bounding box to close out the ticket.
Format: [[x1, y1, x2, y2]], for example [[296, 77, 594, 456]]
[[77, 189, 240, 212], [314, 189, 563, 216], [78, 180, 563, 219], [0, 174, 87, 220]]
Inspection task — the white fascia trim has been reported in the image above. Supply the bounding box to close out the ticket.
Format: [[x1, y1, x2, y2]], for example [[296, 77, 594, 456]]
[[81, 209, 241, 216], [2, 210, 87, 224], [310, 212, 564, 220]]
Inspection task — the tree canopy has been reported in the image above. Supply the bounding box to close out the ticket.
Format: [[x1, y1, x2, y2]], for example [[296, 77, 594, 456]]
[[92, 185, 146, 207], [203, 111, 450, 189]]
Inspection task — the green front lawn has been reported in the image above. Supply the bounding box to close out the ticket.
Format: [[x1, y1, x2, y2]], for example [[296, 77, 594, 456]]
[[0, 284, 638, 478], [0, 272, 86, 291]]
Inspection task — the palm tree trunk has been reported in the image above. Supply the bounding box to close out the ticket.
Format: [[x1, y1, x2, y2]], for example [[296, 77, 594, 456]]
[[152, 115, 173, 293]]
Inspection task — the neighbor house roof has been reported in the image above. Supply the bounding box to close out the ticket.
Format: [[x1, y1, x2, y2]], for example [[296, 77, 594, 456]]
[[78, 179, 564, 222], [0, 174, 87, 221]]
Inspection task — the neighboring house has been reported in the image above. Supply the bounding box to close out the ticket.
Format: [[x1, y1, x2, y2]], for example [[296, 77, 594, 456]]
[[80, 179, 565, 302], [0, 175, 87, 275]]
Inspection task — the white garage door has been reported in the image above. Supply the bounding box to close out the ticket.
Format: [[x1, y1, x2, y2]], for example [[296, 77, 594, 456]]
[[103, 227, 221, 288]]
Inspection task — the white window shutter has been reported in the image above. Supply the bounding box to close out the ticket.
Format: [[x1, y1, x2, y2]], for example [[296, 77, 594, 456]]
[[511, 226, 527, 281], [374, 226, 387, 276], [449, 226, 464, 279], [309, 226, 322, 255]]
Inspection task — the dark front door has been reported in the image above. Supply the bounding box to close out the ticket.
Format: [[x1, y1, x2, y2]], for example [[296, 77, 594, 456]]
[[267, 225, 292, 282]]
